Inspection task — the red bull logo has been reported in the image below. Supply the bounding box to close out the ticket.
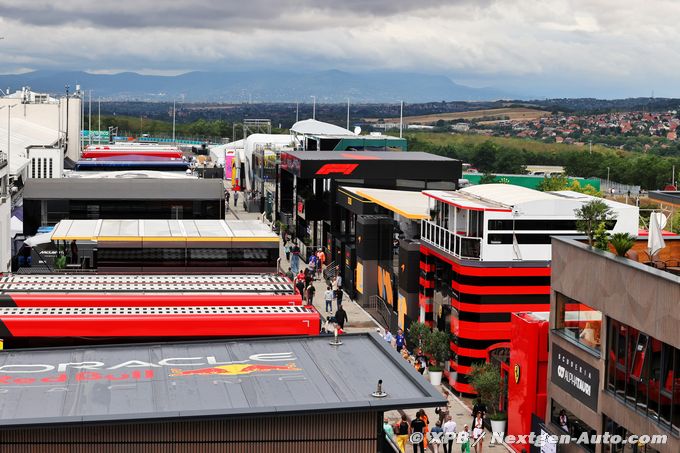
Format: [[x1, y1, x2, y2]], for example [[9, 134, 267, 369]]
[[170, 363, 300, 377]]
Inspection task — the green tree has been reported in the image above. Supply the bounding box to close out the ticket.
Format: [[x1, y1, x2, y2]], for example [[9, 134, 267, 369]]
[[472, 141, 498, 172], [406, 321, 430, 352], [478, 173, 497, 184], [575, 200, 617, 246], [468, 362, 506, 419], [537, 175, 569, 191], [422, 328, 451, 372], [495, 151, 526, 174], [593, 222, 611, 251]]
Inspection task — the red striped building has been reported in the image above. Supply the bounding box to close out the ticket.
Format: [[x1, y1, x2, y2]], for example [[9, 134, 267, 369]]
[[417, 185, 638, 394]]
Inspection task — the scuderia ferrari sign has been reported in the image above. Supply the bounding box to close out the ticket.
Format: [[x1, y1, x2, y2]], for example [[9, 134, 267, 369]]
[[551, 344, 599, 411]]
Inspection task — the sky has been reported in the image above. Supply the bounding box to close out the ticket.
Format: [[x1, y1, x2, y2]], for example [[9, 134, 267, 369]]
[[0, 0, 678, 98]]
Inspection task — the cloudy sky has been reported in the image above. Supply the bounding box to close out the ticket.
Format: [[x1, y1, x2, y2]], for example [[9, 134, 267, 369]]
[[0, 0, 677, 98]]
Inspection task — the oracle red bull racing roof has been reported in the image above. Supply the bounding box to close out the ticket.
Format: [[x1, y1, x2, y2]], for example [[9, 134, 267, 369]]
[[0, 333, 445, 427]]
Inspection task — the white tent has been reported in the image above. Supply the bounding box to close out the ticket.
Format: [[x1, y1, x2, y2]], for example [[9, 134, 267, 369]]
[[647, 212, 667, 258], [0, 116, 60, 175], [290, 119, 354, 136]]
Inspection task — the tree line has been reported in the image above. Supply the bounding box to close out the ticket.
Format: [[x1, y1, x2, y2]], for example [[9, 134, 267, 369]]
[[406, 134, 680, 190]]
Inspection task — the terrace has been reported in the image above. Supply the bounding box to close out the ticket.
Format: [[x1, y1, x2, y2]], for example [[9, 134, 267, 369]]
[[626, 237, 680, 277]]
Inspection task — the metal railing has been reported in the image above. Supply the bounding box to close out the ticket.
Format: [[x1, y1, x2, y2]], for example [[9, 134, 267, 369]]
[[420, 220, 482, 260], [323, 261, 339, 282], [367, 295, 392, 330]]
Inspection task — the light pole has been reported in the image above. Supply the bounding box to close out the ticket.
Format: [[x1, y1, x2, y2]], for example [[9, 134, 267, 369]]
[[1, 104, 18, 178], [172, 98, 176, 144], [607, 166, 610, 192], [346, 98, 350, 130], [399, 100, 404, 139], [88, 90, 92, 146], [64, 85, 70, 154], [311, 96, 316, 120]]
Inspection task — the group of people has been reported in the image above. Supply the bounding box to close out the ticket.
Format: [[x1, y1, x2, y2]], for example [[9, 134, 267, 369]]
[[224, 188, 239, 212], [382, 328, 430, 375], [385, 398, 469, 453], [285, 239, 325, 276]]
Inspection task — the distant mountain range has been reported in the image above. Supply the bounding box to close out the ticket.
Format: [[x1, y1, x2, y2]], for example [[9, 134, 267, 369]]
[[0, 70, 513, 103]]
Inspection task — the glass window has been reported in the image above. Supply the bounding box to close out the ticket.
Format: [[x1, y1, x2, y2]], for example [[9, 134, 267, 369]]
[[554, 292, 602, 353], [673, 349, 680, 435], [551, 400, 596, 453], [602, 414, 661, 453], [605, 317, 680, 436]]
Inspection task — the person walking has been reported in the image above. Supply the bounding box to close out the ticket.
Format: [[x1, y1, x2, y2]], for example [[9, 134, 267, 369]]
[[324, 285, 334, 313], [472, 413, 484, 453], [291, 242, 301, 274], [70, 240, 79, 265], [295, 271, 306, 301], [442, 415, 457, 453], [384, 329, 394, 346], [335, 304, 348, 330], [383, 417, 395, 447], [435, 395, 450, 425], [315, 248, 325, 279], [225, 190, 230, 210], [395, 414, 409, 453], [307, 254, 316, 277], [233, 190, 239, 208], [460, 425, 471, 453], [395, 328, 406, 353], [471, 398, 487, 427], [305, 282, 315, 306], [430, 421, 444, 453], [410, 412, 427, 453], [284, 242, 291, 262], [418, 409, 430, 451]]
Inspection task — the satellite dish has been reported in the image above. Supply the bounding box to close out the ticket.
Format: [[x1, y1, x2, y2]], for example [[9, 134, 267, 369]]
[[353, 126, 361, 135]]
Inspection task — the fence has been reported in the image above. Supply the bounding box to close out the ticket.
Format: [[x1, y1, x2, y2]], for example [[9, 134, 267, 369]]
[[600, 179, 641, 196]]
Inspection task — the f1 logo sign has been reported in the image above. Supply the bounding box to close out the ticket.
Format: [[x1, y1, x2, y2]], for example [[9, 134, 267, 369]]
[[315, 163, 359, 175]]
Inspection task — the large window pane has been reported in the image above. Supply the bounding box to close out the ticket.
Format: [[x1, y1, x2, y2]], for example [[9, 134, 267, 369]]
[[605, 318, 680, 437], [673, 349, 680, 435], [607, 319, 618, 392], [554, 292, 602, 353], [647, 338, 662, 419]]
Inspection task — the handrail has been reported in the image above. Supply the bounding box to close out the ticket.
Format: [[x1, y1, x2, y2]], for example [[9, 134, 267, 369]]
[[367, 295, 391, 330], [420, 219, 482, 260]]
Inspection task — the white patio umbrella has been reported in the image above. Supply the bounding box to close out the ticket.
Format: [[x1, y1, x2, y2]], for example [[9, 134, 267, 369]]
[[647, 212, 667, 259]]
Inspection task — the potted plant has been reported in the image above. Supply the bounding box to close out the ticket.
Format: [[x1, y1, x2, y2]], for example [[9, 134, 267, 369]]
[[423, 328, 451, 386], [574, 199, 616, 247], [609, 232, 636, 257], [406, 321, 430, 352], [468, 363, 508, 436]]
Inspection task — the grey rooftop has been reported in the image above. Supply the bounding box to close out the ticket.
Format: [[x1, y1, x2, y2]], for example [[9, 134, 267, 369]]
[[0, 333, 445, 427]]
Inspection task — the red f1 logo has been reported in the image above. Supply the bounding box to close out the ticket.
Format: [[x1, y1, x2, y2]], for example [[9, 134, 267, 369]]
[[315, 163, 359, 175]]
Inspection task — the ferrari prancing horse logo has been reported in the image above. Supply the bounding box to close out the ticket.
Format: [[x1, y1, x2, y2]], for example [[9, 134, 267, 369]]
[[514, 364, 520, 384]]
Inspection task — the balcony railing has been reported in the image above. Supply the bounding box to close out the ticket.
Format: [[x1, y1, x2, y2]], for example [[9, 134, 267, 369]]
[[420, 220, 482, 260]]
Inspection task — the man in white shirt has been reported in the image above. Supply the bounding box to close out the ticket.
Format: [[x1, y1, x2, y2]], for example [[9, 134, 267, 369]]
[[384, 330, 394, 345], [442, 415, 457, 453]]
